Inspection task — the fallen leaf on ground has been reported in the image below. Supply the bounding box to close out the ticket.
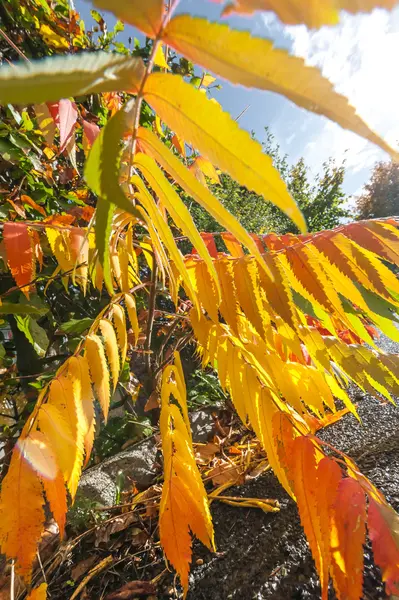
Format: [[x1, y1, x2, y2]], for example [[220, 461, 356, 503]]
[[194, 442, 219, 464], [95, 513, 138, 546], [207, 459, 244, 486], [211, 495, 280, 513], [71, 555, 98, 581], [104, 580, 156, 599]]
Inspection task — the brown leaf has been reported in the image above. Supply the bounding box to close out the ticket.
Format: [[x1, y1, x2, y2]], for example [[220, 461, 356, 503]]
[[95, 513, 138, 547], [144, 391, 159, 412], [105, 580, 156, 599], [194, 442, 219, 464], [71, 556, 98, 582], [208, 460, 244, 486]]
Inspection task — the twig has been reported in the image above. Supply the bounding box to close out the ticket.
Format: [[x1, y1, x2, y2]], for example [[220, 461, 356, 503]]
[[10, 560, 14, 600], [0, 27, 30, 62], [36, 550, 47, 584], [235, 105, 250, 122]]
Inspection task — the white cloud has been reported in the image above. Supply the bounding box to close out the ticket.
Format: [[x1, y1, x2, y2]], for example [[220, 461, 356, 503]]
[[284, 9, 399, 176]]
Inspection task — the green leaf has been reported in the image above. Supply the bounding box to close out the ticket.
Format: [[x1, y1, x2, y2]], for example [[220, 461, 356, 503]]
[[59, 317, 94, 335], [15, 315, 49, 357], [0, 52, 145, 105], [85, 105, 141, 292], [0, 302, 48, 316]]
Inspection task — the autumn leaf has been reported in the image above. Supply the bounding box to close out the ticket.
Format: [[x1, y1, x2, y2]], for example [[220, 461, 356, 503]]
[[164, 16, 399, 161], [3, 222, 35, 298], [368, 497, 399, 595], [221, 0, 398, 27], [143, 73, 307, 232], [330, 478, 366, 600]]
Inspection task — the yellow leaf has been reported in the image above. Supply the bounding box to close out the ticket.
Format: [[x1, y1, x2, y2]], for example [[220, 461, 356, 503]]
[[134, 152, 221, 300], [85, 334, 111, 422], [143, 73, 306, 232], [154, 44, 169, 69], [35, 102, 56, 146], [202, 73, 216, 87], [68, 355, 96, 463], [124, 293, 140, 346], [133, 176, 199, 310], [19, 430, 58, 480], [39, 24, 69, 49], [27, 583, 48, 599], [99, 319, 120, 390], [222, 0, 398, 27], [0, 441, 45, 580], [49, 372, 85, 499], [185, 256, 220, 322], [192, 155, 220, 184], [37, 402, 76, 488], [112, 304, 128, 367], [91, 0, 164, 37], [164, 16, 399, 162], [136, 127, 270, 264]]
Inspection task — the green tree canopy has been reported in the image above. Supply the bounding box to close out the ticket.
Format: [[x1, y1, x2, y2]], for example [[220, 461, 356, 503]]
[[189, 129, 351, 235], [356, 160, 399, 220]]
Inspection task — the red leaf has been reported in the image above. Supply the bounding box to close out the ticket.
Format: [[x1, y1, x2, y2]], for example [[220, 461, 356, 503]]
[[330, 478, 366, 600], [200, 232, 218, 258], [368, 497, 399, 595], [58, 99, 77, 153], [3, 223, 35, 298], [82, 119, 100, 154]]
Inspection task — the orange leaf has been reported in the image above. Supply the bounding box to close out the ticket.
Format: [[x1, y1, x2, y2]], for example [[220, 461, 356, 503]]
[[26, 582, 47, 599], [21, 194, 46, 217], [171, 133, 186, 158], [330, 478, 366, 600], [3, 222, 35, 298], [221, 232, 244, 257], [0, 441, 45, 581], [291, 436, 329, 597], [368, 497, 399, 595]]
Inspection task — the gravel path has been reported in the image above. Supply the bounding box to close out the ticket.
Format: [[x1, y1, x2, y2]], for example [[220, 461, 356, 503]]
[[186, 336, 399, 600]]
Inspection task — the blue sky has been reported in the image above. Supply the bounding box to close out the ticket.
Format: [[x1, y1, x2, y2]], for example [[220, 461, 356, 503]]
[[77, 0, 399, 206]]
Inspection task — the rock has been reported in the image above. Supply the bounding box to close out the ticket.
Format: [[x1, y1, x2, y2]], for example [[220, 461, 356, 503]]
[[78, 437, 159, 506], [190, 409, 216, 443]]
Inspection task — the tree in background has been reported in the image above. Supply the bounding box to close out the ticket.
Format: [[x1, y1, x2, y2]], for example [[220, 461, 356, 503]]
[[190, 128, 351, 235], [356, 161, 399, 219]]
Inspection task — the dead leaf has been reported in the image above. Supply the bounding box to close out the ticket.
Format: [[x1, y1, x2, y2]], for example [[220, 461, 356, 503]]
[[104, 580, 156, 599], [71, 556, 98, 582], [207, 459, 244, 486], [132, 485, 162, 518], [144, 391, 159, 412], [211, 495, 280, 513], [95, 513, 138, 547], [194, 442, 219, 464]]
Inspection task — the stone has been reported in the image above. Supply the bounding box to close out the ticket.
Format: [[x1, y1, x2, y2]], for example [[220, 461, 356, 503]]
[[190, 409, 216, 443], [78, 437, 159, 506]]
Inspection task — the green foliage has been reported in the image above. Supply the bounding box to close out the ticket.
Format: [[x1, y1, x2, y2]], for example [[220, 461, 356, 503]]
[[356, 161, 399, 220], [189, 129, 351, 235], [187, 369, 227, 409]]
